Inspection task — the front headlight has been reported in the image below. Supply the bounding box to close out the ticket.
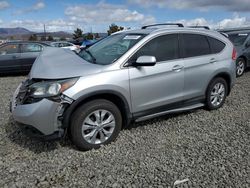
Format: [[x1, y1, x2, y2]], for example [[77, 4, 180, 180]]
[[29, 78, 78, 98]]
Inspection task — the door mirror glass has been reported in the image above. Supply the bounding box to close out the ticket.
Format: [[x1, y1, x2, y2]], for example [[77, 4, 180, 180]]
[[135, 56, 156, 66]]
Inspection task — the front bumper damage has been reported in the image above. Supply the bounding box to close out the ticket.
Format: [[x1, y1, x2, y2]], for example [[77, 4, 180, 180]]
[[11, 80, 74, 139]]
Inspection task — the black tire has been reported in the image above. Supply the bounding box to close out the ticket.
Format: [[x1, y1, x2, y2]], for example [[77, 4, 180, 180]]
[[206, 77, 228, 110], [70, 99, 122, 151], [236, 58, 246, 77]]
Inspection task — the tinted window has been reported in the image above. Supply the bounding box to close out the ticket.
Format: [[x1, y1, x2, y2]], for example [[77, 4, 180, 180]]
[[182, 34, 210, 58], [207, 36, 225, 53], [228, 33, 249, 46], [22, 44, 42, 53], [0, 44, 19, 55], [62, 43, 73, 47], [134, 34, 179, 62]]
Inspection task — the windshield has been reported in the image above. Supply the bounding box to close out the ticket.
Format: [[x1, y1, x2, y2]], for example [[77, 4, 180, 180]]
[[78, 33, 146, 65], [228, 33, 249, 46]]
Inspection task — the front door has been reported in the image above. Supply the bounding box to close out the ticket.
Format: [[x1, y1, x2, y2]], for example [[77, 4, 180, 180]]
[[128, 34, 184, 114]]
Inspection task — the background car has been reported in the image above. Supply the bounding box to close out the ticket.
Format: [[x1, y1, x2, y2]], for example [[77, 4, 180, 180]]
[[219, 27, 250, 77], [0, 41, 49, 74], [50, 41, 80, 52]]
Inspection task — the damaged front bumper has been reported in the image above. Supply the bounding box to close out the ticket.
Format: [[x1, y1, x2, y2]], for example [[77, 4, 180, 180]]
[[11, 81, 73, 138]]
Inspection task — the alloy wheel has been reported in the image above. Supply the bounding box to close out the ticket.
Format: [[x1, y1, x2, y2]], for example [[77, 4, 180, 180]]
[[210, 83, 226, 107], [81, 109, 115, 144], [237, 60, 245, 76]]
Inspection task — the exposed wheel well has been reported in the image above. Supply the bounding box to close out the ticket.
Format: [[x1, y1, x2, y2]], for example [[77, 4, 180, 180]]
[[63, 93, 132, 130]]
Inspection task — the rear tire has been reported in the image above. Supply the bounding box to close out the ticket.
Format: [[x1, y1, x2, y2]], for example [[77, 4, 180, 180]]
[[236, 58, 245, 77], [70, 99, 122, 151], [206, 78, 228, 110]]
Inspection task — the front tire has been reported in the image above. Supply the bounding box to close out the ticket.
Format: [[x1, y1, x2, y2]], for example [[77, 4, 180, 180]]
[[70, 99, 122, 151], [206, 78, 228, 110], [236, 58, 246, 77]]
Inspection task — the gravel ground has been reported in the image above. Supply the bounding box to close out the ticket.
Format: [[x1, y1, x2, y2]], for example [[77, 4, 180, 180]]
[[0, 72, 249, 188]]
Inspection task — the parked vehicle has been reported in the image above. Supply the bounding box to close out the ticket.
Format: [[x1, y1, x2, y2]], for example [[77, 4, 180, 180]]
[[11, 23, 236, 150], [219, 27, 250, 77], [50, 41, 80, 52], [0, 41, 49, 74]]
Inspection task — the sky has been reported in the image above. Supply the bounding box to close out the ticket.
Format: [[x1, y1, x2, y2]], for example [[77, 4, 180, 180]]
[[0, 0, 250, 32]]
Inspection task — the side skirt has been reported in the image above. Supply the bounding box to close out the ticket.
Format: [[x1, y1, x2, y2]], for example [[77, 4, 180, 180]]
[[135, 103, 204, 122]]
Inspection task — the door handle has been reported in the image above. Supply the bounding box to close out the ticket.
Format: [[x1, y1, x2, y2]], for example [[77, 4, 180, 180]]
[[172, 65, 183, 72], [210, 58, 217, 63]]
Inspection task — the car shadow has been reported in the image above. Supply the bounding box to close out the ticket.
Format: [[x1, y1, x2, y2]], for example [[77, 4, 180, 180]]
[[5, 116, 73, 154], [5, 108, 201, 153]]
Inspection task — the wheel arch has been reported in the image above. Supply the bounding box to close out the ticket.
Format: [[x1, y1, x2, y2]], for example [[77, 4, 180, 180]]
[[207, 72, 232, 96], [62, 90, 132, 130]]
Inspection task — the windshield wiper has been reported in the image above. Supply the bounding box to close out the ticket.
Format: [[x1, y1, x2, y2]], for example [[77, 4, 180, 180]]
[[84, 49, 96, 64]]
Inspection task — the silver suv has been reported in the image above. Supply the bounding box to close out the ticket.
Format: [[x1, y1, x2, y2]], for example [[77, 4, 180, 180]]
[[11, 24, 236, 150]]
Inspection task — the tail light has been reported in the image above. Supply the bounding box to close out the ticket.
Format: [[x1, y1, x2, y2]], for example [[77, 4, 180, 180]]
[[232, 47, 237, 61]]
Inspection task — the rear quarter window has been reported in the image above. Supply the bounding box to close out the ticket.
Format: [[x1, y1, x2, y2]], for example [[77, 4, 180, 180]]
[[207, 37, 225, 54]]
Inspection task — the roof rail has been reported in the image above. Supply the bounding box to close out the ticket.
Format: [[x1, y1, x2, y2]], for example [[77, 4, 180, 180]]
[[189, 26, 210, 30], [142, 23, 184, 29]]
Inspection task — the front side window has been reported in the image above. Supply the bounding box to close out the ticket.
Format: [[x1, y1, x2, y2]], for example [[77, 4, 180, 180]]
[[132, 34, 179, 62], [78, 33, 146, 65], [22, 44, 43, 53], [182, 34, 210, 58], [0, 44, 19, 55]]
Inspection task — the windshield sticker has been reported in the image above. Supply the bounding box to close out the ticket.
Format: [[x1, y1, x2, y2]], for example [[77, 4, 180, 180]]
[[123, 35, 141, 40], [238, 33, 248, 36]]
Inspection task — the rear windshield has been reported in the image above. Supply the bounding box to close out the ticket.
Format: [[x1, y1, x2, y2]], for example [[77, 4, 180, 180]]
[[228, 33, 249, 46]]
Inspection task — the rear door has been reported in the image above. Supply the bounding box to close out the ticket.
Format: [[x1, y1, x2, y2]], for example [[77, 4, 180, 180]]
[[20, 43, 43, 72], [0, 43, 21, 73], [180, 33, 225, 100]]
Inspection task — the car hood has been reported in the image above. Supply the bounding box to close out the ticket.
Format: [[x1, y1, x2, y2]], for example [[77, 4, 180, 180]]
[[29, 47, 103, 79]]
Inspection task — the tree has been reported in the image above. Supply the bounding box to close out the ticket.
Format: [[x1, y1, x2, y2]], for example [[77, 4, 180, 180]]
[[47, 35, 54, 41], [94, 33, 100, 39], [73, 28, 83, 40], [28, 34, 37, 41], [85, 33, 94, 40], [107, 24, 124, 35], [60, 37, 66, 41], [40, 36, 46, 41]]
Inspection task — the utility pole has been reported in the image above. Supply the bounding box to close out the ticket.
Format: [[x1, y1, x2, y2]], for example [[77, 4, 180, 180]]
[[44, 24, 46, 40]]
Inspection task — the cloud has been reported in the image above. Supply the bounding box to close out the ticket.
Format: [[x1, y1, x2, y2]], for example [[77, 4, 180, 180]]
[[176, 15, 250, 29], [128, 0, 250, 12], [65, 1, 155, 24], [0, 1, 9, 10], [5, 19, 78, 32], [14, 1, 45, 15]]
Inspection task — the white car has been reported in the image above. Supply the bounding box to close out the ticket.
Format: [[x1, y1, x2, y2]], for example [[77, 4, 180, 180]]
[[50, 41, 80, 52]]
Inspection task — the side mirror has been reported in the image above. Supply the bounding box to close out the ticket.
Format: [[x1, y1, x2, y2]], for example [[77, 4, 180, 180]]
[[134, 56, 156, 66]]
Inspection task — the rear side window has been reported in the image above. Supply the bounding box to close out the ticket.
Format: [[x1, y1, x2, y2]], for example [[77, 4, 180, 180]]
[[207, 37, 225, 53], [0, 44, 19, 55], [22, 44, 43, 53], [134, 34, 179, 62], [182, 34, 210, 58]]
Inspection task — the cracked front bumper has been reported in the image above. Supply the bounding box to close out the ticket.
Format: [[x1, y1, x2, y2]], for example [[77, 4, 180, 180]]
[[11, 83, 68, 136]]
